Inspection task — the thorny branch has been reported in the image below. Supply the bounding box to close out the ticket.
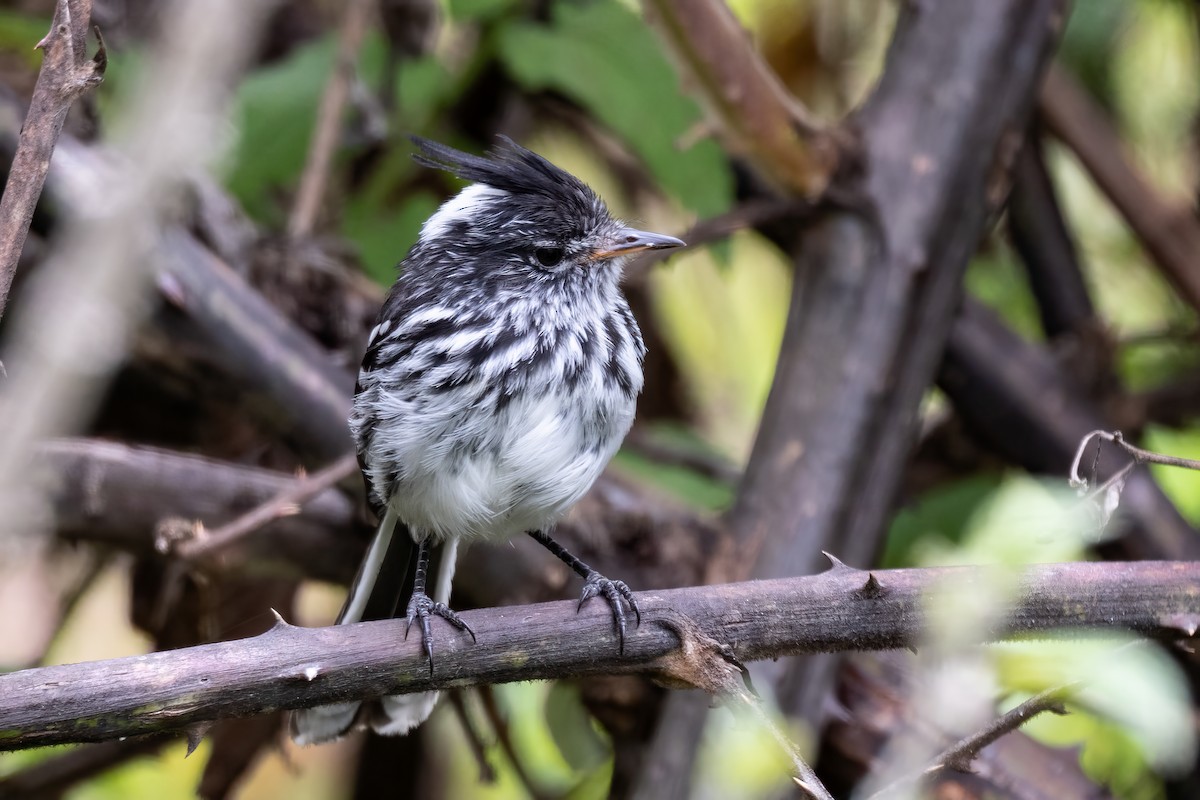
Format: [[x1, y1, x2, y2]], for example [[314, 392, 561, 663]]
[[0, 0, 104, 323], [0, 559, 1194, 750]]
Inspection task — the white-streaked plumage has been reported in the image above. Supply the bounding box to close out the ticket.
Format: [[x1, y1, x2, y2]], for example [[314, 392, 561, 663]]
[[290, 136, 679, 746]]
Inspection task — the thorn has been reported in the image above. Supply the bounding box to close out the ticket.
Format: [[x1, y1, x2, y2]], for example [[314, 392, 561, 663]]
[[184, 721, 212, 757], [91, 24, 107, 73], [280, 664, 322, 682], [855, 573, 885, 599], [821, 551, 850, 571], [269, 608, 290, 629], [1160, 613, 1200, 637]]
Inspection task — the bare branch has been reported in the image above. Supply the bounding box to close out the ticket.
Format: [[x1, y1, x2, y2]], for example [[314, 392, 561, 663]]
[[931, 685, 1073, 776], [0, 0, 104, 323], [1040, 63, 1200, 313], [633, 2, 1068, 793], [942, 300, 1200, 562], [866, 684, 1075, 799], [1069, 430, 1200, 492], [642, 0, 839, 197], [42, 438, 363, 582], [0, 560, 1194, 750], [288, 0, 374, 239], [174, 452, 359, 561]]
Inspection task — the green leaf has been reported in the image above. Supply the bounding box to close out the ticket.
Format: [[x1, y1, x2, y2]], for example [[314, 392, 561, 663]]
[[343, 191, 439, 284], [223, 37, 336, 222], [0, 11, 50, 59], [448, 0, 521, 23], [882, 474, 1002, 568], [612, 448, 733, 510], [496, 0, 732, 218]]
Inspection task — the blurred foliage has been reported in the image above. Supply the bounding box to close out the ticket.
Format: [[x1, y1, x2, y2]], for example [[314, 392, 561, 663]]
[[0, 10, 47, 60]]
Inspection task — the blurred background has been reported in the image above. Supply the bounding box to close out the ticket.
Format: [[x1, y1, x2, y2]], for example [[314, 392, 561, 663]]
[[0, 0, 1197, 798]]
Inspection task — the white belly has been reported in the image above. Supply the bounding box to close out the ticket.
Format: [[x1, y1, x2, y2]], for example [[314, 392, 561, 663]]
[[374, 383, 633, 542]]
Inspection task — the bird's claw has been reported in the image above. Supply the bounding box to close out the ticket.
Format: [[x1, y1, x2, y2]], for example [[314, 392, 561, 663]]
[[404, 590, 475, 675], [578, 571, 640, 654]]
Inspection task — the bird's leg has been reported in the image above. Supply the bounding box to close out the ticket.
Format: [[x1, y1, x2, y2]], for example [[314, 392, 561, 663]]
[[527, 529, 640, 653], [405, 537, 475, 675]]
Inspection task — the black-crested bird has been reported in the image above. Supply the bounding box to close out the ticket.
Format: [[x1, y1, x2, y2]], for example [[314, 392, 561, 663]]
[[290, 137, 684, 744]]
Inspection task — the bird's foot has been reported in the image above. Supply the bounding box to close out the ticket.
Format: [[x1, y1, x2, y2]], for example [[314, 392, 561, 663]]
[[405, 591, 476, 675], [578, 571, 641, 654]]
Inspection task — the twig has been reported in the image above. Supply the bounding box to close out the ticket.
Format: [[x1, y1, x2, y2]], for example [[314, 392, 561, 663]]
[[734, 688, 833, 800], [0, 559, 1194, 750], [932, 685, 1074, 775], [43, 438, 363, 582], [642, 0, 839, 197], [287, 0, 373, 238], [657, 610, 831, 797], [1068, 430, 1200, 492], [1040, 63, 1200, 313], [0, 0, 104, 323], [175, 452, 359, 561], [941, 299, 1200, 561], [867, 684, 1075, 798]]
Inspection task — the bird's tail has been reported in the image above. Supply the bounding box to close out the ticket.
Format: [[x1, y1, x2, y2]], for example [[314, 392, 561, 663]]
[[290, 508, 457, 744]]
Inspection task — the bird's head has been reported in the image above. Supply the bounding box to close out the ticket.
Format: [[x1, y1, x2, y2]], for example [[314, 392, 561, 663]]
[[408, 136, 683, 290]]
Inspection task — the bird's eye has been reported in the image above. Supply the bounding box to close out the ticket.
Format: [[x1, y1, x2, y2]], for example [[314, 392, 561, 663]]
[[534, 247, 564, 268]]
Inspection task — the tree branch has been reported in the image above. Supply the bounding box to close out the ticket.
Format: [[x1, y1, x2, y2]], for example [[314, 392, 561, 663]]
[[1069, 429, 1200, 490], [25, 132, 358, 464], [0, 0, 103, 323], [941, 299, 1200, 561], [642, 0, 839, 197], [633, 3, 1067, 793], [1040, 63, 1200, 313], [42, 438, 364, 583], [174, 451, 360, 561], [1006, 123, 1095, 338], [0, 560, 1194, 750], [287, 0, 373, 239]]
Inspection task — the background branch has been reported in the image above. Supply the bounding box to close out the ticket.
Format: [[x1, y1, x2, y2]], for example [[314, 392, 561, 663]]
[[0, 0, 102, 322], [1040, 63, 1200, 313], [287, 0, 372, 239], [642, 0, 839, 197]]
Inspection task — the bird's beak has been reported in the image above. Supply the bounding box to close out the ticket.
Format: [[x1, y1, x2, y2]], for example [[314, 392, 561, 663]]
[[593, 227, 686, 261]]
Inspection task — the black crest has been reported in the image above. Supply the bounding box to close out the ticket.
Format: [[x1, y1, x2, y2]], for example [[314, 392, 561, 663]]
[[410, 135, 605, 226]]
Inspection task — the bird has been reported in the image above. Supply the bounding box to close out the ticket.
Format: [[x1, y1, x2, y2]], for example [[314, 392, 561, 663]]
[[290, 136, 685, 744]]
